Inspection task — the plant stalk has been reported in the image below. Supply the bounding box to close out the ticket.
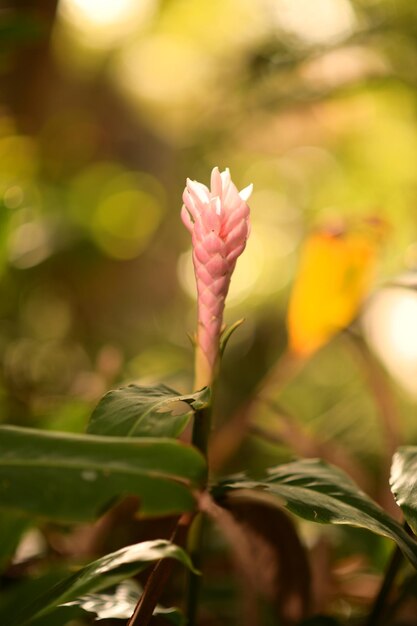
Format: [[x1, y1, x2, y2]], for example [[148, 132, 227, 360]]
[[126, 515, 190, 626], [186, 512, 207, 625], [365, 544, 404, 626], [186, 404, 212, 626]]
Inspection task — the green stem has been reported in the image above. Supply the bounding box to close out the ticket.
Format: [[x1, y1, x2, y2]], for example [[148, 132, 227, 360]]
[[192, 406, 211, 455], [186, 405, 212, 626], [186, 512, 207, 625], [126, 402, 212, 626]]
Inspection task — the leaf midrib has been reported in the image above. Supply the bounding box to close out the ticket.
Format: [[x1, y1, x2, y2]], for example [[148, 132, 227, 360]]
[[0, 458, 192, 486]]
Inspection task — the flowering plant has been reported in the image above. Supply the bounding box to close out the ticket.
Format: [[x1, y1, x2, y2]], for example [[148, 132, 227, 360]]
[[1, 169, 417, 626]]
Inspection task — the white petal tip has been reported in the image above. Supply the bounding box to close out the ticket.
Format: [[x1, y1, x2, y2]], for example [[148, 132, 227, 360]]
[[239, 183, 253, 202], [187, 179, 210, 203], [220, 168, 231, 186]]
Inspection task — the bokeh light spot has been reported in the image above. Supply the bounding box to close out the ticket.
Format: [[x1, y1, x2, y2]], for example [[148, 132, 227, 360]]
[[58, 0, 155, 47], [3, 186, 24, 209], [118, 36, 211, 104], [69, 163, 165, 259], [92, 189, 162, 260], [363, 286, 417, 397], [271, 0, 356, 45], [8, 220, 52, 269]]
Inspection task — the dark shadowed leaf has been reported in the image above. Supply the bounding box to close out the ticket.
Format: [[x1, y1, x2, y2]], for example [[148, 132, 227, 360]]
[[8, 605, 81, 626], [390, 447, 417, 535], [0, 426, 206, 521], [8, 539, 194, 626], [0, 509, 31, 571], [0, 570, 79, 626], [65, 579, 184, 624], [18, 606, 81, 626], [300, 617, 341, 626], [223, 494, 311, 622], [214, 458, 417, 569], [87, 384, 210, 438]]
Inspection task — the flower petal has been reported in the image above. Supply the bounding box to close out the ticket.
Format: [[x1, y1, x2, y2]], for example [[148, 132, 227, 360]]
[[186, 179, 210, 205], [210, 167, 223, 199], [180, 205, 194, 233], [239, 183, 253, 202]]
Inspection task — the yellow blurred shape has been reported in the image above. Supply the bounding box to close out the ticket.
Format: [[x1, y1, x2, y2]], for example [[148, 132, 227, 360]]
[[69, 164, 164, 259], [92, 189, 161, 260], [287, 224, 379, 357], [114, 0, 264, 141], [0, 135, 38, 183], [119, 36, 210, 104]]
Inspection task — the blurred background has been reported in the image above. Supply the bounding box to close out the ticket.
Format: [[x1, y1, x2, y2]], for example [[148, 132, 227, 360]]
[[2, 0, 417, 621]]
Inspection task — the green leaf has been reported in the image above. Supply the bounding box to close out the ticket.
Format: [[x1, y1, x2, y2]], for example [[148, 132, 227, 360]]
[[0, 569, 77, 626], [0, 509, 30, 571], [390, 446, 417, 535], [65, 579, 184, 624], [219, 319, 245, 355], [214, 458, 417, 569], [0, 425, 206, 521], [9, 539, 194, 626], [87, 384, 210, 438]]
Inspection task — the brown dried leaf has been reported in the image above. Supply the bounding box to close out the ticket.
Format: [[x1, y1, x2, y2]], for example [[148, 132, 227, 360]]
[[200, 492, 311, 625]]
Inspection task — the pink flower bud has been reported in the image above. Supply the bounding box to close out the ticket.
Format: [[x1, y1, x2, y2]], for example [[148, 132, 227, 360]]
[[182, 167, 252, 387]]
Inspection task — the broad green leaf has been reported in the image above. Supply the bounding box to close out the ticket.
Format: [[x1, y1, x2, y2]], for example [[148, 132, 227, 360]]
[[65, 579, 184, 624], [9, 539, 194, 626], [390, 446, 417, 535], [87, 384, 210, 438], [214, 459, 417, 569], [0, 426, 206, 521]]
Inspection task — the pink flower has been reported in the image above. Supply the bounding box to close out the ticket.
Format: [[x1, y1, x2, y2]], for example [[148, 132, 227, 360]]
[[181, 167, 252, 387]]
